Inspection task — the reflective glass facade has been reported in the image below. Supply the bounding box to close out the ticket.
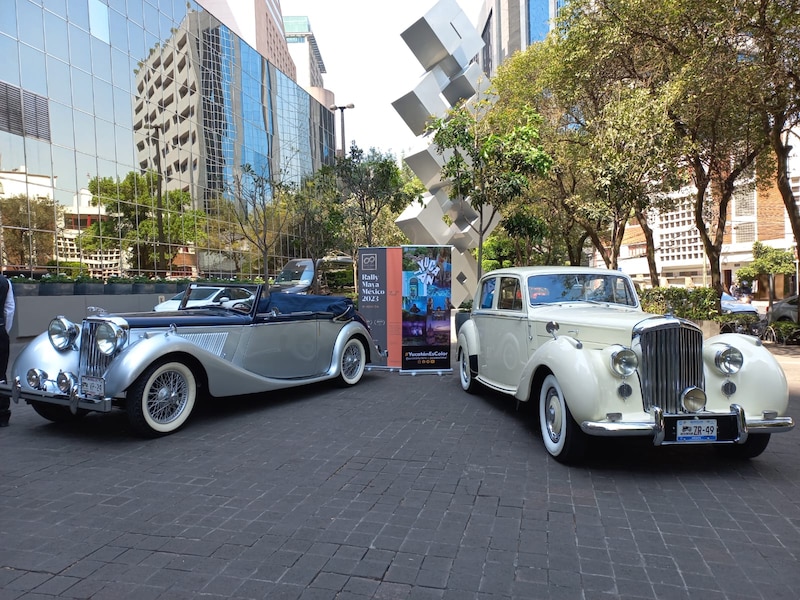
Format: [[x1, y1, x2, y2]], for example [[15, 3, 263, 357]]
[[0, 0, 336, 279]]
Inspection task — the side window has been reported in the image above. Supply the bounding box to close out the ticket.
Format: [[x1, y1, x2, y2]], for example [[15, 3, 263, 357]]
[[479, 278, 496, 309], [498, 277, 522, 311]]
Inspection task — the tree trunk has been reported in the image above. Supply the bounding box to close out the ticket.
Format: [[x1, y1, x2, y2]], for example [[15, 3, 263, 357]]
[[635, 208, 660, 287]]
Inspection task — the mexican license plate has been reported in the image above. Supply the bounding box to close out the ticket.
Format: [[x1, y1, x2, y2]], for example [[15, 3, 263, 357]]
[[677, 419, 717, 442], [81, 376, 104, 398]]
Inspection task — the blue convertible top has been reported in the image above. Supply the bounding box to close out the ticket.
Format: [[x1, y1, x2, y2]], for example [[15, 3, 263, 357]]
[[259, 293, 355, 318]]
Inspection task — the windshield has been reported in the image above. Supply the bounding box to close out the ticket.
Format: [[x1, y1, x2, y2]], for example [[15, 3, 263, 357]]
[[275, 260, 313, 284], [527, 273, 637, 307]]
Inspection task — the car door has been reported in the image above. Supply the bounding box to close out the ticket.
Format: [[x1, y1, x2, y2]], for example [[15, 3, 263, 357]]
[[242, 318, 322, 379], [474, 275, 530, 391]]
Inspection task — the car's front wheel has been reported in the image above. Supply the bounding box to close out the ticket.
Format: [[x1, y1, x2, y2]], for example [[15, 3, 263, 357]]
[[338, 338, 366, 386], [458, 348, 477, 394], [126, 360, 197, 437], [539, 374, 586, 463]]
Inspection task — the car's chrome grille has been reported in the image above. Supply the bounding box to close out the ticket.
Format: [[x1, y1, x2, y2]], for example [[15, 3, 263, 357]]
[[79, 320, 114, 378], [636, 320, 704, 414]]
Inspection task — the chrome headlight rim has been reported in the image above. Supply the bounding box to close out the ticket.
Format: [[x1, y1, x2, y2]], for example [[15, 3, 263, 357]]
[[611, 347, 639, 378], [95, 322, 126, 356], [714, 345, 744, 375], [48, 317, 79, 351], [681, 386, 707, 413]]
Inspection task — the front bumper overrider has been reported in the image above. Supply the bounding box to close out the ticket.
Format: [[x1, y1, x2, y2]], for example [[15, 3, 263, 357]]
[[0, 378, 113, 413]]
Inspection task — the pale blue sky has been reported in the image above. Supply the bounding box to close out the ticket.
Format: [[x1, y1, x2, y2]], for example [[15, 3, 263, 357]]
[[281, 0, 484, 158]]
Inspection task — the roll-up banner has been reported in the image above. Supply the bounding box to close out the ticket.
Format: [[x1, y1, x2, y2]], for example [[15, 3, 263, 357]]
[[358, 246, 452, 372], [400, 245, 452, 373]]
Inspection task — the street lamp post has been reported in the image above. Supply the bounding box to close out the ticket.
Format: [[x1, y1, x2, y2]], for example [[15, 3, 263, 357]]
[[150, 124, 165, 276], [329, 103, 354, 157]]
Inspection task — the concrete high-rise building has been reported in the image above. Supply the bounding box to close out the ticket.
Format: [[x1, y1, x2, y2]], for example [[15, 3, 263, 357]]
[[475, 0, 563, 77], [283, 16, 334, 109]]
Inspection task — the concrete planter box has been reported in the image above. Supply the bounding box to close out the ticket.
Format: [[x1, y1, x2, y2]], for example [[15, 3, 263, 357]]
[[38, 282, 74, 296], [132, 282, 156, 294], [74, 282, 105, 295], [11, 282, 39, 296], [105, 282, 133, 295]]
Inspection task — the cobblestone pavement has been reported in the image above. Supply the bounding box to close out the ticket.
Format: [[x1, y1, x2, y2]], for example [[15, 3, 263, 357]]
[[0, 343, 799, 600]]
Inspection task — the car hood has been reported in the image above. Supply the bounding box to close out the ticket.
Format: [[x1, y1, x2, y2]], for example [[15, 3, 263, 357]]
[[96, 308, 252, 328], [528, 303, 684, 347]]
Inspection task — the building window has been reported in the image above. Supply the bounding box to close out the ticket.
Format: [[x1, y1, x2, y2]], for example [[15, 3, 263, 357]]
[[734, 185, 755, 217], [0, 81, 51, 141]]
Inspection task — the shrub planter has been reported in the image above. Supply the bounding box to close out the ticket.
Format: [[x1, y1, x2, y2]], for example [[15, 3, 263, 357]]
[[39, 282, 75, 296], [105, 282, 133, 295], [74, 282, 105, 295], [132, 282, 156, 294], [11, 282, 39, 296], [154, 282, 178, 294]]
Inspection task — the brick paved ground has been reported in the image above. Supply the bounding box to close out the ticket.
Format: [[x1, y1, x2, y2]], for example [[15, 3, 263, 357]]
[[0, 345, 799, 600]]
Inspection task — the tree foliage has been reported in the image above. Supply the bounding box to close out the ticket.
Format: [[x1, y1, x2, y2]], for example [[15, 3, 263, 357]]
[[1, 194, 60, 269], [428, 99, 552, 278]]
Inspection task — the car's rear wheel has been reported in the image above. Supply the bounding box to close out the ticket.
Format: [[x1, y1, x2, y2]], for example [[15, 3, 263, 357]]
[[30, 401, 88, 422], [539, 374, 586, 463], [126, 360, 196, 437], [715, 434, 771, 459], [338, 338, 366, 386], [458, 348, 477, 394]]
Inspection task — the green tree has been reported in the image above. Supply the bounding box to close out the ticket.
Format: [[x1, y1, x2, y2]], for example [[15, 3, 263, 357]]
[[1, 194, 60, 270], [556, 0, 770, 295], [332, 145, 420, 249], [735, 242, 796, 313], [85, 172, 206, 275], [428, 99, 552, 279], [229, 163, 294, 278]]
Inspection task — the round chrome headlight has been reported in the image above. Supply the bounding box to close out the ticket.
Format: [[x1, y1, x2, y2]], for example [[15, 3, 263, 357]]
[[48, 317, 79, 351], [95, 322, 126, 356], [715, 345, 743, 375], [26, 368, 48, 390], [681, 386, 707, 412], [611, 348, 638, 377], [56, 371, 77, 394]]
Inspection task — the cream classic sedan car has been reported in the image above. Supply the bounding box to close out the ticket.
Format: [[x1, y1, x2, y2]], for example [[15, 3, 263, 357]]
[[457, 267, 794, 463]]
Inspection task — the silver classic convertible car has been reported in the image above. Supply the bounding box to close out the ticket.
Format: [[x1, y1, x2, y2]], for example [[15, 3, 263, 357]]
[[0, 284, 382, 436], [457, 266, 794, 463]]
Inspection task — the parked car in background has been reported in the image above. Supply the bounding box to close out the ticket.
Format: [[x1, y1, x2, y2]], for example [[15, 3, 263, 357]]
[[154, 286, 254, 311], [457, 266, 794, 463], [767, 294, 798, 323], [271, 255, 354, 295], [721, 293, 760, 317], [719, 292, 762, 336], [0, 283, 383, 437]]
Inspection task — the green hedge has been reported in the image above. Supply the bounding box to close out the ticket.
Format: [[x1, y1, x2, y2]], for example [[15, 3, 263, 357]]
[[639, 287, 720, 321]]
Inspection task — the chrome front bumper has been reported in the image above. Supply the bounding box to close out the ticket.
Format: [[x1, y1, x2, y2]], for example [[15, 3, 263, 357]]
[[0, 378, 113, 413], [581, 403, 795, 445]]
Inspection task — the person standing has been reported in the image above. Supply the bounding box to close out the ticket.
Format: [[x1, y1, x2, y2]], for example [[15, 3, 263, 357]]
[[0, 275, 15, 427]]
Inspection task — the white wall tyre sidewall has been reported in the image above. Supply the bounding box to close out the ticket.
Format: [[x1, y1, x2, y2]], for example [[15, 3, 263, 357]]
[[140, 362, 197, 434], [540, 374, 567, 458], [339, 338, 366, 386]]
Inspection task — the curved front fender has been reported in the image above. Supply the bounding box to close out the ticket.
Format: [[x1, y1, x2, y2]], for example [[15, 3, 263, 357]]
[[514, 337, 606, 418], [457, 318, 479, 367]]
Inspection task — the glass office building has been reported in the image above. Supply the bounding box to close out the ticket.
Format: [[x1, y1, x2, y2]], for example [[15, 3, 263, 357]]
[[0, 0, 336, 279]]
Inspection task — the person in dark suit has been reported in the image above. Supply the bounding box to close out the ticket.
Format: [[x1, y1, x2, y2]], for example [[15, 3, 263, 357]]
[[0, 275, 16, 427]]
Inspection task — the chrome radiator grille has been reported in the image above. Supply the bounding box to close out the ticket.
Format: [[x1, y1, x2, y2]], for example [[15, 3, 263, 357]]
[[636, 320, 704, 414], [79, 320, 115, 378]]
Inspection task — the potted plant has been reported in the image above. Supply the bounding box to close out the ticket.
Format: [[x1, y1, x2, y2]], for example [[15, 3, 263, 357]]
[[132, 276, 156, 294], [9, 275, 39, 297], [104, 275, 133, 295], [74, 274, 105, 295], [38, 273, 75, 296]]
